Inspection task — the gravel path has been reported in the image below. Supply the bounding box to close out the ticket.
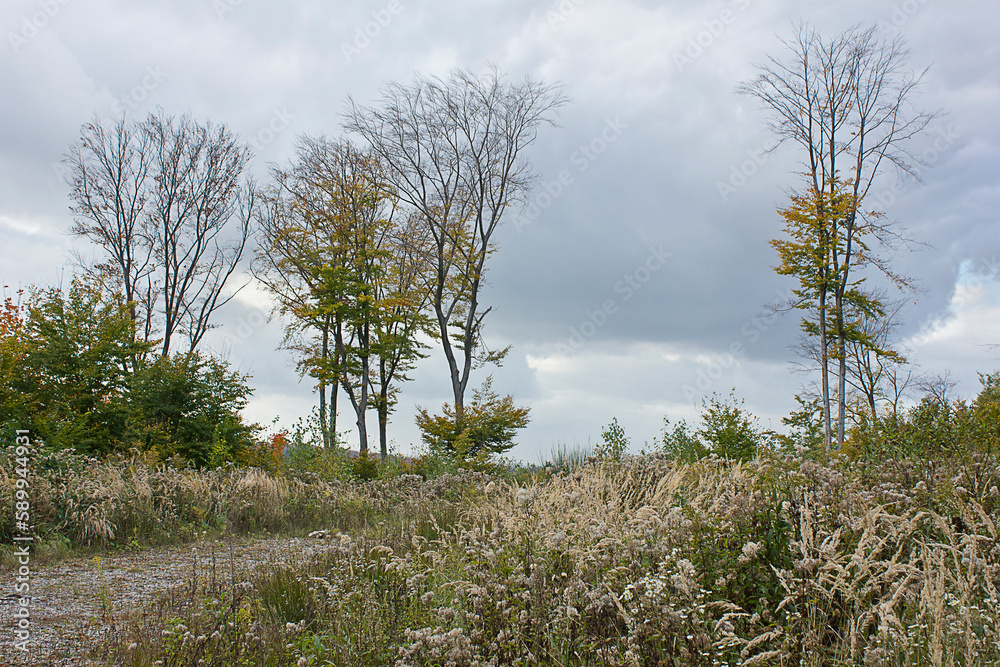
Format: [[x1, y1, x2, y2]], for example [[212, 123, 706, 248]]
[[0, 535, 332, 666]]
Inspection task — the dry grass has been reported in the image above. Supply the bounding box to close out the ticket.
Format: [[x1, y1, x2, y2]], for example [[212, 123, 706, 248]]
[[74, 451, 1000, 666], [0, 447, 365, 558]]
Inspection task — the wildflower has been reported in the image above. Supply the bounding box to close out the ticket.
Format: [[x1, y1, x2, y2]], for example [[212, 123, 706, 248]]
[[739, 541, 762, 564]]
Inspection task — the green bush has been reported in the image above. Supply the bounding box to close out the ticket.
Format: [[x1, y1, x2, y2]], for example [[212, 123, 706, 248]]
[[697, 392, 768, 461], [596, 417, 629, 461], [848, 371, 1000, 462], [655, 417, 706, 463], [415, 376, 530, 464], [658, 392, 770, 463]]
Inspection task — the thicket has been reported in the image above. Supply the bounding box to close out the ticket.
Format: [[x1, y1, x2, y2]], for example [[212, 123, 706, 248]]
[[0, 277, 259, 466], [2, 365, 998, 665]]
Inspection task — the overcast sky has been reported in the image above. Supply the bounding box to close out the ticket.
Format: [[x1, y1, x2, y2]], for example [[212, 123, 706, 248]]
[[2, 0, 999, 461]]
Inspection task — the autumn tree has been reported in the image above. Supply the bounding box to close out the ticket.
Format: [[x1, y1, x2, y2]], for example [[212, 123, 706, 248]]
[[369, 211, 434, 457], [742, 23, 935, 447], [1, 274, 151, 455], [255, 137, 431, 455], [255, 137, 348, 449], [346, 67, 566, 418], [64, 110, 256, 358]]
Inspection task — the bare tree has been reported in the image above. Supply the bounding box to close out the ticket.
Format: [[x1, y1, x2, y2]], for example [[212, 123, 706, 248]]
[[741, 23, 936, 447], [65, 110, 255, 358], [916, 371, 957, 409], [145, 112, 254, 356], [65, 115, 156, 348], [345, 66, 566, 414], [843, 294, 908, 419]]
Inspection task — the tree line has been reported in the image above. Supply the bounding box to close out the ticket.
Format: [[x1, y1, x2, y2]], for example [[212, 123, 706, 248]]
[[2, 22, 952, 463], [1, 67, 564, 464]]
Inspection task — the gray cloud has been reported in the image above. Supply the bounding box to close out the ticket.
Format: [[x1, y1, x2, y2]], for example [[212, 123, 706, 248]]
[[2, 0, 999, 460]]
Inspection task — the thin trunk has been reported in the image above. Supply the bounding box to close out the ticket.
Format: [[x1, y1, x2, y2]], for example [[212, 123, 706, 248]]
[[319, 321, 330, 449], [378, 356, 389, 458], [339, 322, 371, 455], [319, 380, 328, 449], [432, 248, 466, 413], [328, 372, 338, 449], [819, 287, 832, 448], [837, 329, 847, 447], [355, 350, 370, 454]]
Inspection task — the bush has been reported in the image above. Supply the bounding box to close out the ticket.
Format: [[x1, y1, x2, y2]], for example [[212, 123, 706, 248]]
[[415, 376, 529, 463], [848, 371, 1000, 462], [697, 392, 768, 461], [596, 417, 629, 461], [655, 417, 706, 463], [0, 275, 261, 467], [129, 352, 259, 467], [1, 276, 149, 456], [658, 392, 770, 463]]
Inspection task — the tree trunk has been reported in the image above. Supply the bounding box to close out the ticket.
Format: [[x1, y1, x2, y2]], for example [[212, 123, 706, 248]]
[[328, 373, 338, 449], [378, 357, 389, 458], [837, 331, 847, 448], [819, 287, 832, 449], [319, 321, 330, 449]]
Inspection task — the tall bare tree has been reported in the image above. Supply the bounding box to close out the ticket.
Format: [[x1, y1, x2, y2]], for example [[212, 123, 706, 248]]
[[345, 66, 567, 415], [741, 23, 936, 447], [146, 112, 255, 356], [65, 110, 256, 358], [65, 115, 156, 348]]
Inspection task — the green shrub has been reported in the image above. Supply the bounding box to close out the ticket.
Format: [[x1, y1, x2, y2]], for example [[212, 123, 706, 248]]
[[415, 376, 530, 463], [596, 417, 629, 461], [655, 417, 706, 463], [697, 392, 767, 461]]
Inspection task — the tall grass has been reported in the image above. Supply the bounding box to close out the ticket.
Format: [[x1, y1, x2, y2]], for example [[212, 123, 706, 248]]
[[95, 451, 999, 666], [0, 447, 367, 558]]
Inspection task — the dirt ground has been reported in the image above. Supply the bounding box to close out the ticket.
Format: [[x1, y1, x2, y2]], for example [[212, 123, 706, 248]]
[[0, 535, 332, 666]]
